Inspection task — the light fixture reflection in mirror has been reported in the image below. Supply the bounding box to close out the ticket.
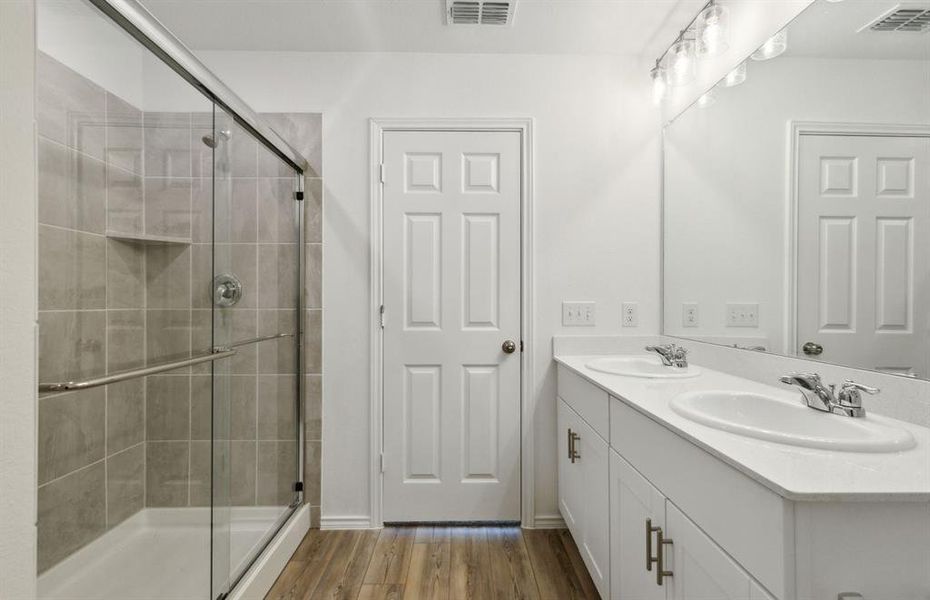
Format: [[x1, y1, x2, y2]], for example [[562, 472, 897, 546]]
[[697, 90, 716, 108], [697, 2, 730, 57], [751, 29, 788, 61], [667, 38, 696, 86], [651, 65, 667, 105], [723, 61, 747, 87]]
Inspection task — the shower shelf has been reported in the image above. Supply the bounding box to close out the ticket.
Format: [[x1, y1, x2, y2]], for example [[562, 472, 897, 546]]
[[106, 231, 193, 245]]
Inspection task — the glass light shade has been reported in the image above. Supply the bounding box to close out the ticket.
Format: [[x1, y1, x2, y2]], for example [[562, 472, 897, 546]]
[[751, 29, 788, 61], [651, 66, 667, 105], [723, 61, 747, 87], [697, 90, 716, 108], [666, 39, 696, 86], [696, 3, 729, 57]]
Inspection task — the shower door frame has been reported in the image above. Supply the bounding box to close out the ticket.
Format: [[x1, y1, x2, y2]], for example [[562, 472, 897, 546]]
[[74, 0, 310, 597]]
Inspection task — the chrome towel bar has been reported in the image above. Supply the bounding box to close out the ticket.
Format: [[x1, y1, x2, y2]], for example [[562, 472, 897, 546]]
[[38, 349, 237, 393], [225, 332, 294, 349]]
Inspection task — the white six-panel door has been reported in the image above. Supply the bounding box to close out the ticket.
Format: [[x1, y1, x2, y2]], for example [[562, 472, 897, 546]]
[[382, 130, 522, 521], [798, 134, 930, 376]]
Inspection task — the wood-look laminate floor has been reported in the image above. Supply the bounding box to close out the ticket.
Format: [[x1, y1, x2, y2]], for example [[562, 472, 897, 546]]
[[265, 526, 599, 600]]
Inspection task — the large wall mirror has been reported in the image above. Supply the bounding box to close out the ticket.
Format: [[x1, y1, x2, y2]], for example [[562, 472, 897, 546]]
[[663, 0, 930, 378]]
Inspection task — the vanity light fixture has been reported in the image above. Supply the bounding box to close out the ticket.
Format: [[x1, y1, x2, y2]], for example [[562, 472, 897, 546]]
[[667, 38, 696, 86], [751, 28, 788, 61], [723, 61, 747, 87], [696, 1, 730, 56], [649, 0, 731, 104], [651, 64, 667, 105]]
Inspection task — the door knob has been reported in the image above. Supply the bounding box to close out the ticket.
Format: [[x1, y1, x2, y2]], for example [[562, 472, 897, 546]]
[[502, 340, 517, 354], [802, 341, 823, 356]]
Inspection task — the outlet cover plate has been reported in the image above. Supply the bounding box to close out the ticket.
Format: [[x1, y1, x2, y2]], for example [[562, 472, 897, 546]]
[[622, 302, 638, 327], [682, 303, 699, 328]]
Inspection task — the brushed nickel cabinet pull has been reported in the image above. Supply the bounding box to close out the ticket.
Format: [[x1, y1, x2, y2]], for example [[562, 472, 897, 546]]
[[567, 428, 573, 460], [570, 431, 581, 462], [646, 518, 661, 571], [656, 527, 673, 586]]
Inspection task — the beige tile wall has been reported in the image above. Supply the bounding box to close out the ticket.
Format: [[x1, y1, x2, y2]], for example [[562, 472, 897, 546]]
[[36, 52, 323, 572]]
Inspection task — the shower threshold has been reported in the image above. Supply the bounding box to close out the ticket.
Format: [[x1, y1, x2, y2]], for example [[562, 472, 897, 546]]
[[38, 506, 285, 599]]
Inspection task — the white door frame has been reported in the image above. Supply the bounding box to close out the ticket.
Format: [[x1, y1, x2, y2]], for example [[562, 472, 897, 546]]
[[784, 121, 930, 357], [368, 117, 535, 527]]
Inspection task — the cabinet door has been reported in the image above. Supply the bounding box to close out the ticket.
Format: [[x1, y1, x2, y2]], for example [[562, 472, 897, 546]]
[[576, 417, 610, 599], [610, 450, 666, 600], [557, 398, 580, 533], [666, 502, 751, 600]]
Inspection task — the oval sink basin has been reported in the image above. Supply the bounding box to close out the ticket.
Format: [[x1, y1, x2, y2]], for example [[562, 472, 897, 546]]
[[586, 356, 701, 379], [670, 391, 916, 453]]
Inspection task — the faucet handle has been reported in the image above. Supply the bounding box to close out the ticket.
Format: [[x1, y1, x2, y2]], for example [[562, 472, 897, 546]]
[[841, 380, 880, 395], [837, 380, 879, 410]]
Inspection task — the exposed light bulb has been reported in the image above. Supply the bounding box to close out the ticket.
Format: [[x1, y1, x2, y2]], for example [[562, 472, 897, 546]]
[[666, 38, 696, 86], [651, 66, 667, 105], [723, 61, 747, 87], [751, 29, 788, 61], [696, 3, 730, 57], [697, 90, 716, 108]]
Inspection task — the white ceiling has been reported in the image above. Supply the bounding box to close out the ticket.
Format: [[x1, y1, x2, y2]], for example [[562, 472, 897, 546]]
[[139, 0, 704, 56], [787, 0, 930, 60]]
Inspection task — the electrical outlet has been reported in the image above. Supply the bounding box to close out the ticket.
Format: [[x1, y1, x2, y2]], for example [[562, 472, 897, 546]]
[[726, 303, 759, 327], [562, 301, 596, 326], [682, 303, 699, 328], [622, 302, 638, 327]]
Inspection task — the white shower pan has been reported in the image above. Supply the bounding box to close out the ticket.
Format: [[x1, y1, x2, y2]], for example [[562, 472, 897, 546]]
[[38, 507, 282, 600]]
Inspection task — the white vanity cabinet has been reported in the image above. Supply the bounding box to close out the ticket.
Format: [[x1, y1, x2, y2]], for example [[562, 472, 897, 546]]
[[557, 372, 610, 599], [556, 362, 930, 600], [610, 450, 755, 600]]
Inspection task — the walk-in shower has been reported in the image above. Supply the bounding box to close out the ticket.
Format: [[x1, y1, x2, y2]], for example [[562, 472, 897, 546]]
[[34, 0, 307, 597]]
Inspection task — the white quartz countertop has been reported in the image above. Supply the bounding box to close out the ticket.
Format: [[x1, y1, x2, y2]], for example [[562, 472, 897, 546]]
[[555, 354, 930, 502]]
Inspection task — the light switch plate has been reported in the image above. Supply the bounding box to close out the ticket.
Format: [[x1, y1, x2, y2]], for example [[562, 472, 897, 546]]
[[563, 301, 596, 326], [682, 303, 699, 328], [726, 303, 759, 327], [622, 302, 638, 327]]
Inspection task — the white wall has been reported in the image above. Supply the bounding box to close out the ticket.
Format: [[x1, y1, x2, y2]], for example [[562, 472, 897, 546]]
[[664, 57, 930, 350], [195, 50, 662, 523], [0, 0, 38, 595]]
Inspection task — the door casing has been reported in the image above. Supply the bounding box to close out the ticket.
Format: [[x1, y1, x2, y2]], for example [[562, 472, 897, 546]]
[[368, 118, 535, 528]]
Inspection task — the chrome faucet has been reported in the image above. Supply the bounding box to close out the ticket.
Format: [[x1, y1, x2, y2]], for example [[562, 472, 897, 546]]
[[645, 344, 689, 368], [779, 373, 878, 418]]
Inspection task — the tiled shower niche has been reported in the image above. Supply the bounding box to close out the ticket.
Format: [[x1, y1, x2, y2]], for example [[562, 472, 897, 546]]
[[35, 51, 323, 573]]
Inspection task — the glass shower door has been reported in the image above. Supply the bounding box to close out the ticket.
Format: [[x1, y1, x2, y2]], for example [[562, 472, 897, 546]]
[[210, 107, 302, 597]]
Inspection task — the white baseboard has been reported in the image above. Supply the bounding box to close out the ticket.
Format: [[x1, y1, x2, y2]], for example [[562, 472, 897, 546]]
[[320, 515, 376, 530], [228, 504, 310, 600], [529, 514, 566, 529]]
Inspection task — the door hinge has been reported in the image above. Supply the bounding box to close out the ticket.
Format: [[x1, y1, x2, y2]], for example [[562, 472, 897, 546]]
[[294, 191, 304, 201], [380, 453, 385, 473], [520, 340, 524, 352], [379, 304, 385, 329], [379, 163, 385, 184]]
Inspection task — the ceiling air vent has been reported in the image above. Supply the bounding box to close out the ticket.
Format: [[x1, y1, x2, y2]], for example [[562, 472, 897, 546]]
[[866, 6, 930, 32], [446, 1, 516, 26]]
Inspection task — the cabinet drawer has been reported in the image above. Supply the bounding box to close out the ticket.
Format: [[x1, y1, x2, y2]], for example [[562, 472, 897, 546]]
[[557, 365, 609, 441], [610, 398, 794, 600]]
